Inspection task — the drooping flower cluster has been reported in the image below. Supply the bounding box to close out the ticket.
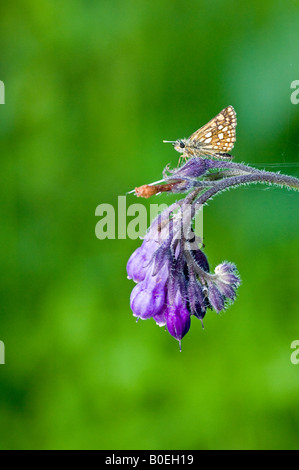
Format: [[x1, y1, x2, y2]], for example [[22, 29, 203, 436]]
[[127, 197, 241, 347], [127, 155, 299, 347]]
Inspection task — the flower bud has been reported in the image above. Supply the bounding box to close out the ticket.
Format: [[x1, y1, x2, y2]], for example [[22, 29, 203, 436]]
[[126, 238, 159, 282], [170, 158, 208, 178], [130, 263, 169, 320], [190, 248, 210, 272], [187, 275, 207, 320], [165, 291, 191, 342], [153, 310, 166, 327], [208, 282, 225, 313], [215, 263, 240, 285]]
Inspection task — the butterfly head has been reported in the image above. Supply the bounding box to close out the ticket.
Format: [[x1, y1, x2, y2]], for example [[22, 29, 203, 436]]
[[163, 139, 187, 154]]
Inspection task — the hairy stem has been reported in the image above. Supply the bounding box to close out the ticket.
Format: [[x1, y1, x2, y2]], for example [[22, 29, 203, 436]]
[[194, 171, 299, 207]]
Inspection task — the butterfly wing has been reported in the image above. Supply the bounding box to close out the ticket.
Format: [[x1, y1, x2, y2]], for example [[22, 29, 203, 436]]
[[188, 106, 237, 155]]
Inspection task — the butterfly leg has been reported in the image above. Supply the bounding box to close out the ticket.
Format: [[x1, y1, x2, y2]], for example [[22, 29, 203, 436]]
[[177, 153, 189, 167]]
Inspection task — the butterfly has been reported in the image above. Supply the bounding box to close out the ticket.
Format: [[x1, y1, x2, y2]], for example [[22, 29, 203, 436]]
[[163, 105, 237, 163]]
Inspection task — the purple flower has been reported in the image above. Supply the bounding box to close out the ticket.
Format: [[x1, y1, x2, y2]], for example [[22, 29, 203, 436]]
[[153, 310, 167, 327], [126, 211, 173, 282], [130, 261, 169, 320], [187, 270, 207, 322], [127, 239, 157, 283], [127, 201, 241, 346], [165, 291, 191, 346]]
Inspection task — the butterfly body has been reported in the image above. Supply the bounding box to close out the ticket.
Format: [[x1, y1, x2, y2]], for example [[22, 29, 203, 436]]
[[164, 106, 237, 162]]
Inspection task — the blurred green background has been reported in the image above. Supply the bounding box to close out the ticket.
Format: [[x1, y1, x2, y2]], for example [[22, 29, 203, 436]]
[[0, 0, 299, 450]]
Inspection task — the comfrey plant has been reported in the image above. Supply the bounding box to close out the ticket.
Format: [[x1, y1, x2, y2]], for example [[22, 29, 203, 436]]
[[127, 155, 299, 349]]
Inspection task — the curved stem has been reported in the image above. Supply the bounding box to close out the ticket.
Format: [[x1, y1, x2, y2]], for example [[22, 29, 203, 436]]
[[205, 159, 266, 174], [194, 171, 299, 207]]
